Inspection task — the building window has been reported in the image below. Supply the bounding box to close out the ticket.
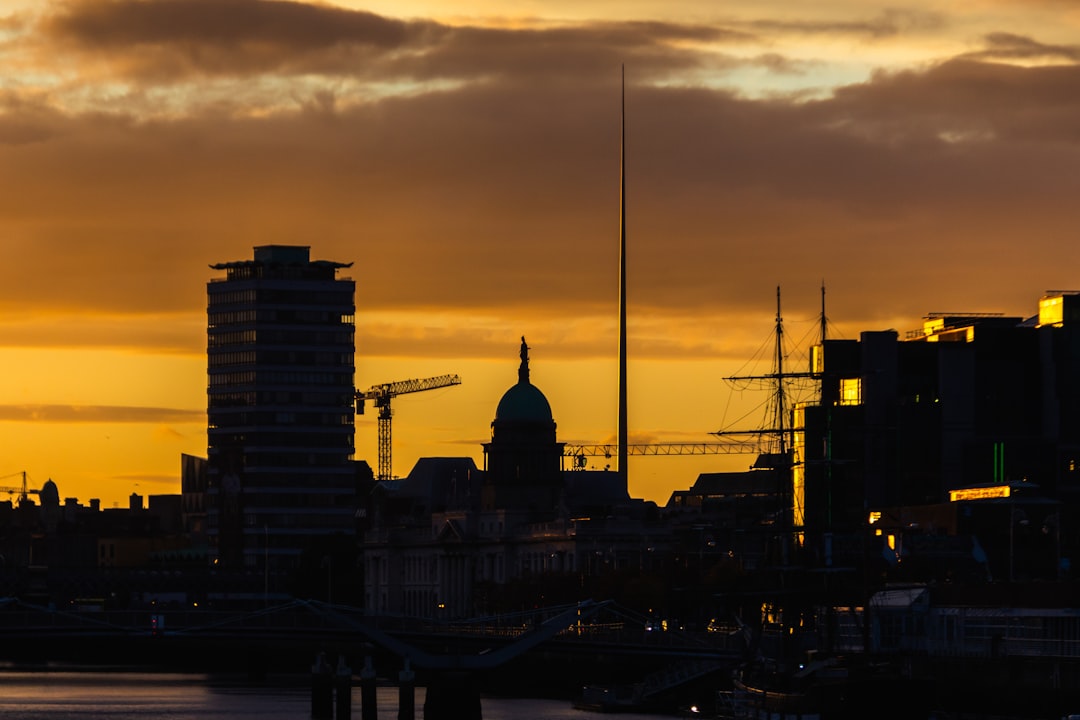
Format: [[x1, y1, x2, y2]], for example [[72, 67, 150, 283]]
[[840, 377, 861, 406]]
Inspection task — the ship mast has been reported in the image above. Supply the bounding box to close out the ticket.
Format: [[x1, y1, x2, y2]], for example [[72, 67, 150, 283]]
[[773, 286, 787, 461], [819, 281, 833, 532], [714, 287, 818, 565], [820, 281, 827, 346]]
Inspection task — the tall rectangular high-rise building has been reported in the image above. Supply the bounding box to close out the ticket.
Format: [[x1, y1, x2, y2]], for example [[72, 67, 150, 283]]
[[207, 245, 356, 570]]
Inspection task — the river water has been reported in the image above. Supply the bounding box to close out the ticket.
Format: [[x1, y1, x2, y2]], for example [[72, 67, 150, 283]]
[[0, 670, 676, 720]]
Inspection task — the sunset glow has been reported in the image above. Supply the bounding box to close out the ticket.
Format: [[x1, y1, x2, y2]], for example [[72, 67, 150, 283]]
[[2, 0, 1079, 506]]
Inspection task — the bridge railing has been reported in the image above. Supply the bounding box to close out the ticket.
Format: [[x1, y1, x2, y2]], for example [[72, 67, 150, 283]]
[[0, 597, 746, 656]]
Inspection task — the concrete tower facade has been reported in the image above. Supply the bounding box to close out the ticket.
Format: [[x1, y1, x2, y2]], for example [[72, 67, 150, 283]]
[[206, 245, 357, 570]]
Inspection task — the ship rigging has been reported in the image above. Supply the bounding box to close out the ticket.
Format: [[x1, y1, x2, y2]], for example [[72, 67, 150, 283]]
[[712, 285, 830, 457], [711, 285, 839, 560]]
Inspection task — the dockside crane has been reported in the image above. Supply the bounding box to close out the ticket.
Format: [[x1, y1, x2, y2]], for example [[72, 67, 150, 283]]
[[356, 374, 462, 481]]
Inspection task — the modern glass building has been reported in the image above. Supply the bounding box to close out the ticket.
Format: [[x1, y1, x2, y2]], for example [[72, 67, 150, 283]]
[[206, 245, 357, 570]]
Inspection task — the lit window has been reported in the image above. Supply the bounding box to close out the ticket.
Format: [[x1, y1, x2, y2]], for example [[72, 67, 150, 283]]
[[840, 378, 861, 406]]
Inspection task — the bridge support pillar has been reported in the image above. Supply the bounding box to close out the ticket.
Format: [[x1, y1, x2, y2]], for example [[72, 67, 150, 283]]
[[334, 655, 352, 720], [360, 656, 377, 720], [397, 659, 415, 720], [424, 671, 481, 720], [311, 652, 333, 720]]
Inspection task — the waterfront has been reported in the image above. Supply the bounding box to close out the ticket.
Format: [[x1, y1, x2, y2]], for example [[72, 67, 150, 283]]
[[0, 670, 674, 720]]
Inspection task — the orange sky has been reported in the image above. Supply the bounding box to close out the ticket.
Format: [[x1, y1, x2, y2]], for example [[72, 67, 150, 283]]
[[2, 0, 1080, 507]]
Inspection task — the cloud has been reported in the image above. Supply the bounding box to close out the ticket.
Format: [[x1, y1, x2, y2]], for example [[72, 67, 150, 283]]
[[744, 8, 947, 39], [2, 4, 1080, 362], [34, 1, 752, 86], [2, 56, 1079, 351], [965, 32, 1080, 63], [0, 404, 203, 423], [48, 0, 414, 49], [40, 0, 432, 80], [825, 58, 1080, 146]]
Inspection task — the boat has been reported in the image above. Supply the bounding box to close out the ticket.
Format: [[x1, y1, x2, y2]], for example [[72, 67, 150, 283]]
[[573, 683, 644, 713], [574, 658, 730, 714], [723, 661, 840, 720]]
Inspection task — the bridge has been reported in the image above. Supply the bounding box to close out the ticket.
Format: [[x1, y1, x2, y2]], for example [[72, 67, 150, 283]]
[[0, 596, 745, 715], [0, 595, 743, 668], [0, 596, 742, 661]]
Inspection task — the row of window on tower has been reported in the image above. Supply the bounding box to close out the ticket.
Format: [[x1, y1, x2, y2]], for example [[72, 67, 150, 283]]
[[209, 391, 354, 408], [208, 351, 353, 368], [209, 329, 355, 348], [207, 412, 353, 429], [208, 370, 353, 387], [210, 288, 354, 306], [208, 447, 354, 466], [208, 310, 354, 327]]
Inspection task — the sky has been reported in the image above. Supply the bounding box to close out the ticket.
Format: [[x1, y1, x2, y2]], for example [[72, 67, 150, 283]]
[[2, 0, 1080, 508]]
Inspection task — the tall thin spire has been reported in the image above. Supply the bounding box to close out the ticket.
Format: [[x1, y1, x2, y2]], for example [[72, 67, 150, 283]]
[[618, 65, 629, 484]]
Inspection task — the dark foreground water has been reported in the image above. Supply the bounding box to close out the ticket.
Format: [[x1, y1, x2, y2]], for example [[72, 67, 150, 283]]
[[0, 670, 674, 720]]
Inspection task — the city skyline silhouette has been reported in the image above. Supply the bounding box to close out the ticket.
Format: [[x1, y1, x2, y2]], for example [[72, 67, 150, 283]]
[[1, 0, 1079, 507]]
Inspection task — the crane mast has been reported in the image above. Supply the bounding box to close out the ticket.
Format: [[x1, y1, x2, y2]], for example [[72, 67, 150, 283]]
[[0, 471, 35, 505], [356, 374, 462, 481]]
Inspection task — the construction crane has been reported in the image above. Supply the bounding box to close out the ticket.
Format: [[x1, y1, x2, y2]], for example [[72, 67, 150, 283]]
[[356, 374, 462, 481], [563, 441, 761, 469], [0, 471, 39, 505]]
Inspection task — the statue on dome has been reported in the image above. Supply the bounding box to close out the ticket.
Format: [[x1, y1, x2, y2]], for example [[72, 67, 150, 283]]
[[519, 336, 530, 384]]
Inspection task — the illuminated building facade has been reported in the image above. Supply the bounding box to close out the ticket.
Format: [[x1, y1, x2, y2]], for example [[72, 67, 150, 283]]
[[795, 292, 1080, 555], [206, 245, 357, 570]]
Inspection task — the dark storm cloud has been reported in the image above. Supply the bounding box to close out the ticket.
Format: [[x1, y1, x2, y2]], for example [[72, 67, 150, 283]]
[[0, 404, 203, 423], [46, 0, 421, 51], [39, 0, 750, 82], [40, 0, 440, 79]]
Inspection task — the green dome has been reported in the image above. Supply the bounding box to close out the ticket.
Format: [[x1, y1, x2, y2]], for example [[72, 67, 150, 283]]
[[494, 336, 554, 423], [495, 382, 553, 423]]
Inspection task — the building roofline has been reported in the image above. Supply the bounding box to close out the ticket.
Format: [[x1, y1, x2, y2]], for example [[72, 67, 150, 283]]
[[209, 259, 353, 270]]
